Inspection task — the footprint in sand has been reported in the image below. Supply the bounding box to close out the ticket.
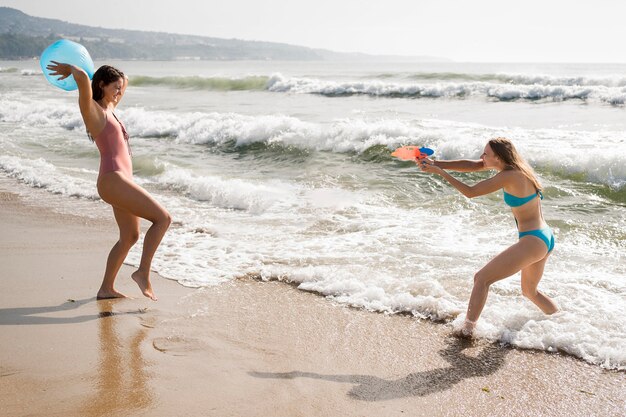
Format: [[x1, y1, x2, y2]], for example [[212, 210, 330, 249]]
[[139, 315, 158, 329], [152, 336, 205, 356]]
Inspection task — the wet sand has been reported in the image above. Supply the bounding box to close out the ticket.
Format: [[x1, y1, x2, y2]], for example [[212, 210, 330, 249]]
[[0, 184, 624, 417]]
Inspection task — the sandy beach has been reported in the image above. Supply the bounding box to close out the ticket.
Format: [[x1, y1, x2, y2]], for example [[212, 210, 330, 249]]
[[0, 182, 624, 417]]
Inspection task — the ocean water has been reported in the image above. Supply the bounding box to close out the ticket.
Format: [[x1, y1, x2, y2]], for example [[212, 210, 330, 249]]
[[1, 60, 624, 370]]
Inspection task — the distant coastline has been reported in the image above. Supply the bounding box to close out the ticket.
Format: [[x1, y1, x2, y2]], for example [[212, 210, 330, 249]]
[[0, 7, 450, 62]]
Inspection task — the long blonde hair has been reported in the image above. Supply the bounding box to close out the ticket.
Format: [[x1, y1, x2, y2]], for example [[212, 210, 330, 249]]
[[488, 137, 542, 192]]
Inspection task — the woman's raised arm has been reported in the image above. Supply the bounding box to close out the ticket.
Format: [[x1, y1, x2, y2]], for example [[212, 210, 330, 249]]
[[46, 61, 105, 136]]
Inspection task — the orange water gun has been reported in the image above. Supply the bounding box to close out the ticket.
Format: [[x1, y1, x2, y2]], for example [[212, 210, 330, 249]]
[[391, 146, 434, 161]]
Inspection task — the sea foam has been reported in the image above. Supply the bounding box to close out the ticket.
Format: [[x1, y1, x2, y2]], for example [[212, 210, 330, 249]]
[[0, 155, 98, 199], [267, 73, 626, 105], [2, 97, 624, 191]]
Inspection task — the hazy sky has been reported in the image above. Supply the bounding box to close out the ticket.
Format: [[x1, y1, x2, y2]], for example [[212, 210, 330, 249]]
[[3, 0, 626, 62]]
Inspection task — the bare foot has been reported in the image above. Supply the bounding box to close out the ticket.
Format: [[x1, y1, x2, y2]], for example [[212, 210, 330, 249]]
[[131, 270, 158, 301], [453, 319, 476, 339], [96, 289, 128, 300]]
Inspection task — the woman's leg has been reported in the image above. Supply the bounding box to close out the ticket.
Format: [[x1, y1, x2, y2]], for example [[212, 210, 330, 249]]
[[97, 207, 140, 299], [98, 172, 171, 300], [461, 238, 548, 334], [520, 255, 559, 314]]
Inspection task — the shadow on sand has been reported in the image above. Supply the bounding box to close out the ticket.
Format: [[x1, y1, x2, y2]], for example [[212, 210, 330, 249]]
[[249, 336, 509, 401], [0, 297, 98, 325]]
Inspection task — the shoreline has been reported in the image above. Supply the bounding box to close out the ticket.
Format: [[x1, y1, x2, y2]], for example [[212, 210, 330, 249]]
[[0, 179, 624, 417]]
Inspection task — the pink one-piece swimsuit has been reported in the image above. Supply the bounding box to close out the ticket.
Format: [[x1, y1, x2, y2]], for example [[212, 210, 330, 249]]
[[94, 111, 132, 179]]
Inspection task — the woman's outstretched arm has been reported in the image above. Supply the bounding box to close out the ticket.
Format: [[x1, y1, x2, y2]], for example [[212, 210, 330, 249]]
[[420, 161, 510, 198], [429, 158, 486, 172]]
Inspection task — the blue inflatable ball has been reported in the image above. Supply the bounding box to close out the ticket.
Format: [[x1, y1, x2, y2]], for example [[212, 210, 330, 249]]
[[40, 39, 95, 91]]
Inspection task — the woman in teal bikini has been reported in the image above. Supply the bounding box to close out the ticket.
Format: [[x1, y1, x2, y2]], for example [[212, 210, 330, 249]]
[[419, 137, 558, 336]]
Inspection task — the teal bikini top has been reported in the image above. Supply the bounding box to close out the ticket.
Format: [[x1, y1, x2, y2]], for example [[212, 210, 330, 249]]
[[503, 190, 543, 207]]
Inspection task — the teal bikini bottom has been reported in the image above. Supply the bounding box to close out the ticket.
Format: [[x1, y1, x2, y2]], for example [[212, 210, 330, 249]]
[[518, 227, 555, 253]]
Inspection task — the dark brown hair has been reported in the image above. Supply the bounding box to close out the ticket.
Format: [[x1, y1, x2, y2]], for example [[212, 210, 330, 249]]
[[91, 65, 124, 101], [488, 137, 542, 192]]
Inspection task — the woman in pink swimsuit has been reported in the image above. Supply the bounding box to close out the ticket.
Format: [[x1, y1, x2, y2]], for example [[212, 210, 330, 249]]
[[47, 62, 171, 301]]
